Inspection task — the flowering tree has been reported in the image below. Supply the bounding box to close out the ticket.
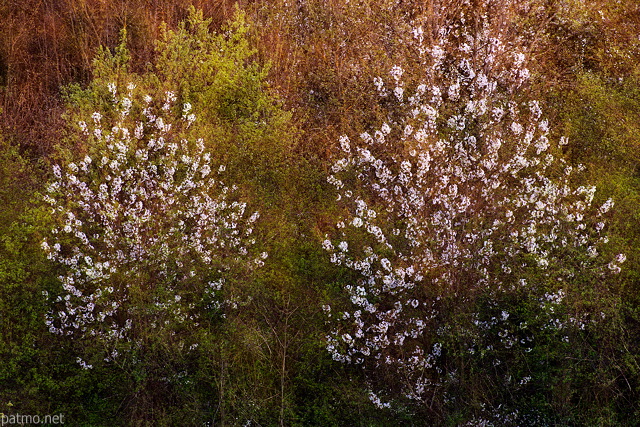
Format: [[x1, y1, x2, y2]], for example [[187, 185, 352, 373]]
[[42, 83, 266, 362], [322, 3, 624, 417]]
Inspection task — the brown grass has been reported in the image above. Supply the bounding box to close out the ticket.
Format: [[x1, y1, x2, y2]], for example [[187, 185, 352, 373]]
[[1, 0, 638, 161]]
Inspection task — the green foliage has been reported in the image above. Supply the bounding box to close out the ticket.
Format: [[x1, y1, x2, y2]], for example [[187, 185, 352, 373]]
[[559, 70, 640, 296], [0, 136, 122, 424], [552, 69, 640, 425], [0, 137, 50, 409]]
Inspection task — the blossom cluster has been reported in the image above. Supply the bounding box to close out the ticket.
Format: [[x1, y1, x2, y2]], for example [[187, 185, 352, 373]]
[[42, 84, 265, 351], [323, 7, 623, 406]]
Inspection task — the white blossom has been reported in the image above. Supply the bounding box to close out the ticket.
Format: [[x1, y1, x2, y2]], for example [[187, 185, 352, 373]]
[[322, 7, 620, 406], [42, 87, 266, 354]]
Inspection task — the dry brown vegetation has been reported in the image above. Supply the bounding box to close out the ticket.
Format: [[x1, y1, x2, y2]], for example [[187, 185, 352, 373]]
[[0, 0, 239, 156], [3, 0, 639, 156]]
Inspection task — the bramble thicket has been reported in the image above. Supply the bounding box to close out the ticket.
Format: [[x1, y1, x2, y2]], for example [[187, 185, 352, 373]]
[[2, 0, 640, 425]]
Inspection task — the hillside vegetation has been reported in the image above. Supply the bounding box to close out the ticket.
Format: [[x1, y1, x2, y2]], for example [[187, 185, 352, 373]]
[[2, 0, 640, 425]]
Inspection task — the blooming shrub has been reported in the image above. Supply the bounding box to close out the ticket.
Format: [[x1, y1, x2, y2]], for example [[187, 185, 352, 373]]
[[42, 84, 265, 356], [323, 3, 624, 415]]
